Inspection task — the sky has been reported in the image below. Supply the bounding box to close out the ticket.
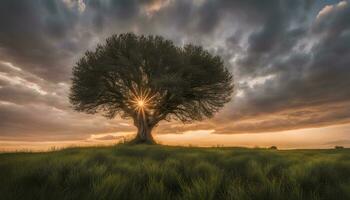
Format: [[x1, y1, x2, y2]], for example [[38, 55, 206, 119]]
[[0, 0, 350, 151]]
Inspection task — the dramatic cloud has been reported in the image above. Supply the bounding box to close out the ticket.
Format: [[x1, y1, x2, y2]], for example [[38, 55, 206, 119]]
[[0, 0, 350, 142]]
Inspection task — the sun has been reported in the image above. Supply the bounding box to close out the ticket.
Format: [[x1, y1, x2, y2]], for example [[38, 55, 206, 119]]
[[131, 94, 149, 111], [137, 100, 145, 108], [129, 87, 156, 115]]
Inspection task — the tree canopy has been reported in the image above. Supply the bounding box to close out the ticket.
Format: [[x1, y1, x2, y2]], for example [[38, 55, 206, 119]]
[[70, 33, 233, 143]]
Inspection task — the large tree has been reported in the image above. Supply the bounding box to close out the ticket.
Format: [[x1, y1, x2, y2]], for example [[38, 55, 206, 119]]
[[70, 33, 233, 143]]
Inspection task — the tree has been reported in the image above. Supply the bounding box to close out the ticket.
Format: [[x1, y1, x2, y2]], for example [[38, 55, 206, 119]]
[[69, 33, 234, 143]]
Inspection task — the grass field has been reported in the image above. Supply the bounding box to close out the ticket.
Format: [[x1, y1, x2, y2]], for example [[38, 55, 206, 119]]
[[0, 145, 349, 200]]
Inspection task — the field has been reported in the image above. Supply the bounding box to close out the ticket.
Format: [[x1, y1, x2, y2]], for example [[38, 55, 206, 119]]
[[0, 145, 349, 200]]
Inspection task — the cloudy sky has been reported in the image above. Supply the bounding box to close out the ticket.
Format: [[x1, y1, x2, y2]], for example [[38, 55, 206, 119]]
[[0, 0, 350, 150]]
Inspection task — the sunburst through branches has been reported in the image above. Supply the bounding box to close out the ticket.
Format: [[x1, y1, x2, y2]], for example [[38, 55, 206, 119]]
[[129, 87, 156, 117]]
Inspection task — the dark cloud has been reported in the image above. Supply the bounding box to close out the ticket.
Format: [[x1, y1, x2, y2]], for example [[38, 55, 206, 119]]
[[0, 0, 84, 82], [216, 0, 350, 133], [0, 0, 350, 141]]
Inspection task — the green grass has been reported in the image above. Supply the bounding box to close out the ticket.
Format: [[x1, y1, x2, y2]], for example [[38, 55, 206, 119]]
[[0, 145, 349, 200]]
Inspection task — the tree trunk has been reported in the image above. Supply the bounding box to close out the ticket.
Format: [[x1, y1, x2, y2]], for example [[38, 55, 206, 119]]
[[134, 115, 155, 144]]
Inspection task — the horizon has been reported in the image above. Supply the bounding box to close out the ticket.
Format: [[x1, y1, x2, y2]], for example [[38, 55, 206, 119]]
[[1, 0, 350, 151], [1, 123, 349, 152]]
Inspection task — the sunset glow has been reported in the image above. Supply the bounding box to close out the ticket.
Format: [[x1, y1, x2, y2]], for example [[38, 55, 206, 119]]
[[1, 2, 350, 200], [0, 0, 350, 151]]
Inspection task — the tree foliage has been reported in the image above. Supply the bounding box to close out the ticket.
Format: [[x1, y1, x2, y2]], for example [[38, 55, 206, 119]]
[[70, 33, 233, 142]]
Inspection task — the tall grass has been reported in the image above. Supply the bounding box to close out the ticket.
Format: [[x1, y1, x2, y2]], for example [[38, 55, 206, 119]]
[[0, 145, 349, 200]]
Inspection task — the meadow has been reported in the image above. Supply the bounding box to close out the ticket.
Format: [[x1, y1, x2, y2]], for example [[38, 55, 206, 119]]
[[0, 144, 349, 200]]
